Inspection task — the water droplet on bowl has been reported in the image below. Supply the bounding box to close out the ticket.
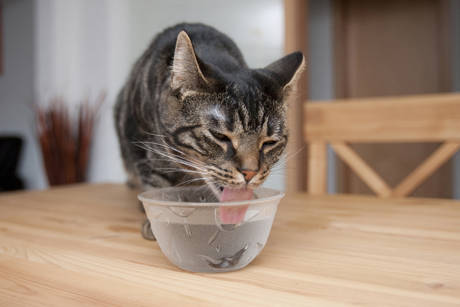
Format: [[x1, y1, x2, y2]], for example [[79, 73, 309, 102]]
[[184, 224, 192, 238], [169, 207, 196, 217], [244, 209, 261, 222], [208, 229, 220, 246]]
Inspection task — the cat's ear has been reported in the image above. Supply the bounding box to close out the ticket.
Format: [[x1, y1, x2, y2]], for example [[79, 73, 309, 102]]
[[264, 51, 305, 95], [171, 31, 209, 92]]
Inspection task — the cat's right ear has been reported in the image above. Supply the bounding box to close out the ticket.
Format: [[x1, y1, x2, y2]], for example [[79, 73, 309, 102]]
[[263, 51, 305, 97], [170, 31, 209, 93]]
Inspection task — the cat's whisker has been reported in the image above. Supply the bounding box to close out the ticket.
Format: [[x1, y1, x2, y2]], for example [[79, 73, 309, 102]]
[[138, 139, 204, 167], [202, 179, 221, 191], [271, 146, 306, 171], [133, 140, 176, 156], [270, 166, 300, 173], [159, 169, 210, 176], [143, 158, 201, 168], [267, 173, 284, 176], [269, 166, 288, 173], [153, 167, 206, 173], [271, 161, 305, 171], [267, 167, 287, 174], [164, 156, 205, 172], [143, 132, 167, 138], [139, 140, 191, 160], [175, 176, 212, 187], [145, 158, 207, 175], [144, 143, 205, 169], [199, 182, 217, 190], [139, 144, 206, 172]]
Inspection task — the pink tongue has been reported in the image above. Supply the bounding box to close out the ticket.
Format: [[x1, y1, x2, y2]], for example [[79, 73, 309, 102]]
[[219, 188, 253, 224]]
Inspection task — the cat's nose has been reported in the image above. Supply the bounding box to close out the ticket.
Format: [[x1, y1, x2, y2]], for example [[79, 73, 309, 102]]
[[241, 170, 257, 182]]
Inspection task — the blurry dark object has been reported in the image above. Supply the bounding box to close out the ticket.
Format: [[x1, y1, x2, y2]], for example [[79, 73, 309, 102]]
[[0, 136, 24, 191], [36, 94, 104, 186], [0, 2, 3, 75]]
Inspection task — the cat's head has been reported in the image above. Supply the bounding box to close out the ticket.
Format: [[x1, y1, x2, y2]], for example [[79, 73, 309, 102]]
[[159, 31, 304, 192]]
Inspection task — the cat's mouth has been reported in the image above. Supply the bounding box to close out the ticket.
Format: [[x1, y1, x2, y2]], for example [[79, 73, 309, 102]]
[[219, 186, 253, 202], [211, 183, 255, 198], [207, 182, 255, 200]]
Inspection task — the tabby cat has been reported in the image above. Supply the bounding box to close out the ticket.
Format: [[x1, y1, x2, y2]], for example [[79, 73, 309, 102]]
[[114, 23, 304, 239]]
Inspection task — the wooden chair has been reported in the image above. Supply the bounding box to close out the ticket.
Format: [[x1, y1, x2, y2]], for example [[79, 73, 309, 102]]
[[304, 93, 460, 197]]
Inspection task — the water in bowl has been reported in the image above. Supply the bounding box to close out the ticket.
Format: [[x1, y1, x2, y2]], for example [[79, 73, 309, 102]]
[[151, 216, 274, 272]]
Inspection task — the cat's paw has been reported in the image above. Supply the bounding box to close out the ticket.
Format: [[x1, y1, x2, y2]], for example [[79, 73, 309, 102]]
[[138, 200, 145, 212], [141, 219, 156, 241]]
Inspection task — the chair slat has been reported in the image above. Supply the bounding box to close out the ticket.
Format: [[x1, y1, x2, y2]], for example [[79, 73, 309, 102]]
[[305, 93, 460, 142], [331, 142, 392, 197], [307, 142, 327, 194], [392, 142, 460, 197]]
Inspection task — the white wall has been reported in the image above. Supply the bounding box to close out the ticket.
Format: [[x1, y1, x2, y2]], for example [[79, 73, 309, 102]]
[[33, 0, 285, 190], [0, 0, 46, 189]]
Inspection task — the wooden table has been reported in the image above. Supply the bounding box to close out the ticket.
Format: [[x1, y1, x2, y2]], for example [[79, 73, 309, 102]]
[[1, 184, 459, 306]]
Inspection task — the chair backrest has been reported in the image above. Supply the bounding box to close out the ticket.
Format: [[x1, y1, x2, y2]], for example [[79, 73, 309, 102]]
[[304, 93, 460, 197]]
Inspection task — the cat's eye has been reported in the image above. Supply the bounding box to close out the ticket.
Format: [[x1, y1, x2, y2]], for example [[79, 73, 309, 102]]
[[262, 140, 278, 149], [209, 130, 231, 143]]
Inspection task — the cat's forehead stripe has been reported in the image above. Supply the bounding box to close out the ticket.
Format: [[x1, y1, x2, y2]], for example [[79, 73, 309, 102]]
[[239, 102, 250, 131], [257, 107, 265, 124]]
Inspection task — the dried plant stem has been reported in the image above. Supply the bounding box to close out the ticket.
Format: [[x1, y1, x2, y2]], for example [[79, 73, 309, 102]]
[[35, 94, 104, 186]]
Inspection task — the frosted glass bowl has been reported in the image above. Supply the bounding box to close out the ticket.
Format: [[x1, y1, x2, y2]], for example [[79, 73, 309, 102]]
[[138, 186, 284, 273]]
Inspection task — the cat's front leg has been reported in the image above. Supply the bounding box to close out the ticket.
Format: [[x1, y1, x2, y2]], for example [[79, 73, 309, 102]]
[[142, 219, 156, 241], [138, 170, 173, 241]]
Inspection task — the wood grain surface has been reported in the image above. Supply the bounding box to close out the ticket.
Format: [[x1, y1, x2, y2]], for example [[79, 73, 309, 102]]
[[0, 184, 459, 306]]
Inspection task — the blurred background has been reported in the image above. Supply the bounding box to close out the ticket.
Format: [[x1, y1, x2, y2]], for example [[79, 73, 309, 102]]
[[0, 0, 459, 198]]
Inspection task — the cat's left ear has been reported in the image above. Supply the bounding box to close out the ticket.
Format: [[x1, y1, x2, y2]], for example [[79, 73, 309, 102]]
[[264, 51, 305, 95], [171, 31, 209, 92]]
